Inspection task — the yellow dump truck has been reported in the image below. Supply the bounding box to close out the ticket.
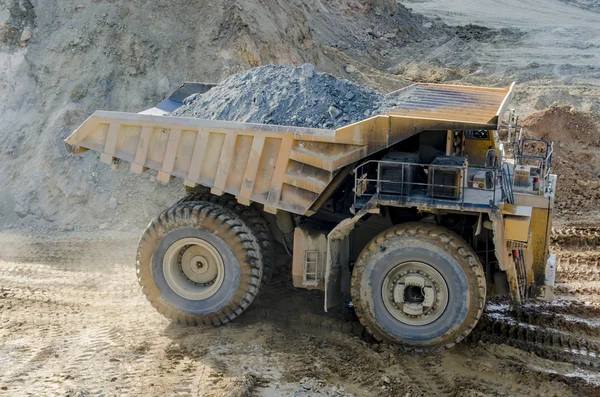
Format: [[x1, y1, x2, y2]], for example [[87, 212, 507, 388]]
[[65, 81, 556, 351]]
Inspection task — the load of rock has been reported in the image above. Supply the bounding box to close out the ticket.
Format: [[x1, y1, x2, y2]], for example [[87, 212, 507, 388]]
[[171, 64, 401, 129]]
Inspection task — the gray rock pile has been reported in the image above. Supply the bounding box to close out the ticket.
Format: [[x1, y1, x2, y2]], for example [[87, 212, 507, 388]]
[[171, 64, 400, 129]]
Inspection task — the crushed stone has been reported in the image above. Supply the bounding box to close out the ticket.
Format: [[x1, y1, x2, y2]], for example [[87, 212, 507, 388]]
[[171, 65, 403, 129]]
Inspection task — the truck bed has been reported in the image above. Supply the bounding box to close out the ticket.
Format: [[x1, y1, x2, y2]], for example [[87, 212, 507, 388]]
[[64, 82, 513, 215]]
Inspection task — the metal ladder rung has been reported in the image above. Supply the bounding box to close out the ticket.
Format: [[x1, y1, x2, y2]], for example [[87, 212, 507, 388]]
[[303, 250, 319, 286]]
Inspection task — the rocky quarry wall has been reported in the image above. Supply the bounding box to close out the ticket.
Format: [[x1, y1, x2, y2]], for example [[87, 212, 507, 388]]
[[0, 0, 598, 231], [0, 0, 427, 232]]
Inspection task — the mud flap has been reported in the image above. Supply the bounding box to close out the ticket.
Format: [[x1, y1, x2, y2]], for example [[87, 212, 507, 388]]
[[490, 211, 521, 303], [533, 253, 556, 301], [324, 200, 376, 311], [324, 237, 350, 310]]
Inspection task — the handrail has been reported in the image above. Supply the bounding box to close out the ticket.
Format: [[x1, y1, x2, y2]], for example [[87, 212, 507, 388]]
[[502, 163, 514, 204], [353, 160, 502, 210], [512, 136, 554, 194], [354, 159, 472, 172]]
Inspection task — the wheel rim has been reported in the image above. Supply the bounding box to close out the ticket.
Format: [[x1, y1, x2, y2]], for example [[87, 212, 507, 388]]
[[381, 261, 449, 326], [163, 237, 225, 300]]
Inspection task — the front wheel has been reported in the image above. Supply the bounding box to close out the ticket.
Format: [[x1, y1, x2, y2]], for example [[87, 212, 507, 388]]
[[351, 222, 486, 351]]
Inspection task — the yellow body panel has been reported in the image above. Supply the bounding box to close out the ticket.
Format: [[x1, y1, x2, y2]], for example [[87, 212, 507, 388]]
[[464, 130, 496, 167], [503, 205, 533, 243], [504, 215, 531, 242]]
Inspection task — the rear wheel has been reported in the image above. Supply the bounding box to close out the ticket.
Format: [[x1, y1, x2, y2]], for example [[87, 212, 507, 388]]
[[351, 222, 485, 351], [136, 202, 263, 325]]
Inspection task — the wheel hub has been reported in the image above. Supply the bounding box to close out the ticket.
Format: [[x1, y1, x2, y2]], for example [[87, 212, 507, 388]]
[[382, 262, 449, 326], [163, 238, 225, 300], [180, 246, 218, 284]]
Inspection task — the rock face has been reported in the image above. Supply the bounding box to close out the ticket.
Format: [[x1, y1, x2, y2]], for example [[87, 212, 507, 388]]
[[0, 0, 35, 46], [1, 0, 598, 231], [171, 65, 402, 129], [0, 0, 439, 232]]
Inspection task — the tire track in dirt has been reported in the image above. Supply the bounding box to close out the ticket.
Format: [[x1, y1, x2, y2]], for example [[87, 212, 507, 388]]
[[470, 322, 600, 370], [0, 275, 139, 305], [556, 252, 600, 282], [512, 306, 600, 339], [472, 297, 600, 373], [0, 232, 154, 396], [62, 326, 135, 396], [555, 285, 600, 305], [552, 227, 600, 248], [400, 357, 456, 396], [467, 224, 600, 386], [552, 228, 600, 285], [542, 301, 600, 320]]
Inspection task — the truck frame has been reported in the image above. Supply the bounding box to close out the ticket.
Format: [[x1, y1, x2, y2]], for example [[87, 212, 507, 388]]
[[65, 81, 557, 351]]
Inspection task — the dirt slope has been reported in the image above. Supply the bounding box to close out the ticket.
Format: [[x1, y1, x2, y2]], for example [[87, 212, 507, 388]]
[[3, 0, 598, 232], [520, 106, 600, 224], [0, 0, 443, 232]]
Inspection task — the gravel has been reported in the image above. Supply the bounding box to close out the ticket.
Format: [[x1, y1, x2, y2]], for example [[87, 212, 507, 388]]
[[170, 64, 402, 129]]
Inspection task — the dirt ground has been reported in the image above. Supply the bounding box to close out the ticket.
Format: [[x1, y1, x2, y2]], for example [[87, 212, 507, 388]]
[[1, 228, 600, 396], [402, 0, 600, 86]]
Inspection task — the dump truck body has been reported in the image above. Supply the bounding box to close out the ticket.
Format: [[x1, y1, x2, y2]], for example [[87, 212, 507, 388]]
[[65, 80, 557, 351], [65, 83, 513, 216]]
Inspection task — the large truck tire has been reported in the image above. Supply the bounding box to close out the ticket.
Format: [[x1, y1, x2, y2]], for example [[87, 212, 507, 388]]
[[351, 222, 486, 351], [180, 189, 275, 284], [136, 202, 263, 326]]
